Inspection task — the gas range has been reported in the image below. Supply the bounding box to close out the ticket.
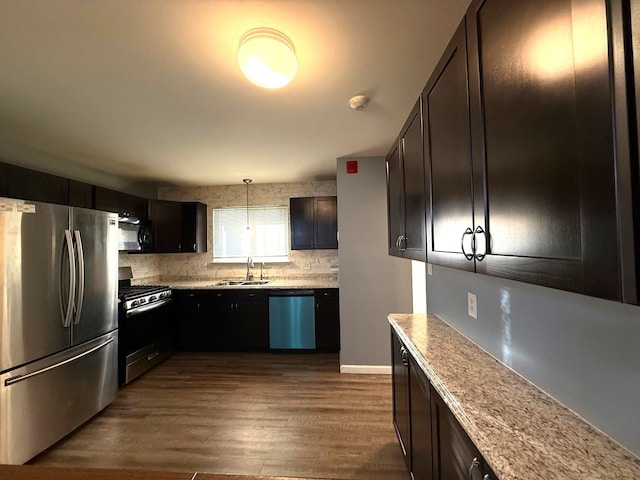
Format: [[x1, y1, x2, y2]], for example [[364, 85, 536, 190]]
[[119, 285, 172, 312]]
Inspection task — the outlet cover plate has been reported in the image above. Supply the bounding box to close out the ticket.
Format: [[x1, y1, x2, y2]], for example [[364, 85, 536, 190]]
[[468, 292, 478, 319]]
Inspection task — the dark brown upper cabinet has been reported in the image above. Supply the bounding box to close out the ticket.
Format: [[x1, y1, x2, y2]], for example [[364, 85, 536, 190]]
[[290, 196, 338, 250], [421, 0, 638, 302], [387, 99, 427, 262], [68, 180, 95, 209], [6, 164, 69, 205], [95, 186, 148, 220], [149, 199, 207, 253]]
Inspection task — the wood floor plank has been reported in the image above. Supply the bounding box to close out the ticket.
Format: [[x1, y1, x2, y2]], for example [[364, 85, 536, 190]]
[[30, 352, 408, 480]]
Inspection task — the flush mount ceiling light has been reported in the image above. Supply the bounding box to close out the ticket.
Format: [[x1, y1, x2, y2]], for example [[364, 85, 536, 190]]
[[237, 28, 298, 89]]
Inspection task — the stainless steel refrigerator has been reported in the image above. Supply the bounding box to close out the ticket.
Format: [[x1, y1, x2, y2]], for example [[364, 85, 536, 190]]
[[0, 197, 119, 464]]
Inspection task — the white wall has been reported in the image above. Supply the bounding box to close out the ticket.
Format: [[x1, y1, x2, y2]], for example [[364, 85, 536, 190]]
[[337, 156, 412, 372]]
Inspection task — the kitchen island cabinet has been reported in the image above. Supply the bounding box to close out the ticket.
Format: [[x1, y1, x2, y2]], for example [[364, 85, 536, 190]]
[[389, 314, 640, 480]]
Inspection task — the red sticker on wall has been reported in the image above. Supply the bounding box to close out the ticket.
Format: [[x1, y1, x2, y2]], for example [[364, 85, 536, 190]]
[[346, 160, 358, 174]]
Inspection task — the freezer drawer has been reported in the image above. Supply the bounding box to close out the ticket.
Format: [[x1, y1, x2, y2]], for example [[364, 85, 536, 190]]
[[269, 293, 315, 349], [0, 331, 118, 464]]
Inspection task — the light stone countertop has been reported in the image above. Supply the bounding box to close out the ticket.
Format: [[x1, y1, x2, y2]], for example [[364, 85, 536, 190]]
[[148, 277, 338, 290], [389, 313, 640, 480]]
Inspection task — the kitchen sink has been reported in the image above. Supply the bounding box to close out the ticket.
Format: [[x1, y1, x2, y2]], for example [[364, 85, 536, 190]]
[[212, 279, 272, 286]]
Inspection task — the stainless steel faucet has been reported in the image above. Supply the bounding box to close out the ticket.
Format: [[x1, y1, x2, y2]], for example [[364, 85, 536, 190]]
[[260, 262, 265, 280], [246, 256, 254, 280]]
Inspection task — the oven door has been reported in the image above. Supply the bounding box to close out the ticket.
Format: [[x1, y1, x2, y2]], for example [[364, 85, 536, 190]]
[[118, 298, 172, 385]]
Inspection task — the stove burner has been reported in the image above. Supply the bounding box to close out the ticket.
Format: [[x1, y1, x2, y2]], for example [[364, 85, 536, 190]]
[[119, 285, 172, 311]]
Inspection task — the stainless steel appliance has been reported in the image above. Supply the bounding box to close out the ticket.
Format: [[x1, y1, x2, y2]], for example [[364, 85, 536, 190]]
[[118, 267, 172, 385], [269, 290, 316, 349], [118, 217, 152, 252], [0, 197, 118, 465]]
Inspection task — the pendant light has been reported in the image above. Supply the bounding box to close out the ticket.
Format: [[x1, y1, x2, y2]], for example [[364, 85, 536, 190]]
[[237, 28, 298, 89], [243, 178, 252, 231]]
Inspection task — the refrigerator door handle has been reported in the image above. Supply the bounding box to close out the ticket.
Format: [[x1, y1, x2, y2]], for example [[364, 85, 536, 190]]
[[4, 336, 115, 387], [60, 229, 76, 328], [73, 230, 85, 325]]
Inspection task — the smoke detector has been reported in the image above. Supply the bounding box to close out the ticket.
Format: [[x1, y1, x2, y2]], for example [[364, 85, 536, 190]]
[[349, 94, 370, 110]]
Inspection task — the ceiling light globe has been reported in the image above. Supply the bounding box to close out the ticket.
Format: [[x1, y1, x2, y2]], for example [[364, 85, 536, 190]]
[[238, 28, 298, 89]]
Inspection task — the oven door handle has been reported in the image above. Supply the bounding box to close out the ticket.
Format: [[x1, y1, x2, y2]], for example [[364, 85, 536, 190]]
[[125, 298, 172, 318]]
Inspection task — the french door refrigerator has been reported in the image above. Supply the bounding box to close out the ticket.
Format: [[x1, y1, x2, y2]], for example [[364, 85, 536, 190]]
[[0, 197, 119, 464]]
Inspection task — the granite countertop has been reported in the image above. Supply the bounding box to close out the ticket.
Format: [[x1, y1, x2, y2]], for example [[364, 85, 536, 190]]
[[149, 278, 339, 290], [389, 313, 640, 480]]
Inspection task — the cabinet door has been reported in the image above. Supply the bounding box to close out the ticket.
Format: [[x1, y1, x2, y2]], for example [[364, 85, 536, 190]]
[[315, 289, 340, 351], [235, 291, 269, 350], [6, 164, 69, 205], [386, 141, 405, 257], [181, 202, 207, 253], [175, 291, 204, 351], [68, 180, 94, 209], [290, 197, 314, 249], [314, 197, 338, 249], [423, 20, 475, 272], [410, 359, 433, 480], [121, 192, 148, 220], [401, 101, 427, 262], [391, 330, 411, 470], [431, 385, 483, 480], [94, 187, 121, 213], [0, 163, 7, 196], [150, 199, 183, 253], [202, 291, 236, 350], [467, 0, 622, 300]]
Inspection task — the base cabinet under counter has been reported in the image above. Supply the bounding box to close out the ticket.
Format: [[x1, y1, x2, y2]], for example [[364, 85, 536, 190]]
[[174, 287, 339, 352], [391, 327, 497, 480]]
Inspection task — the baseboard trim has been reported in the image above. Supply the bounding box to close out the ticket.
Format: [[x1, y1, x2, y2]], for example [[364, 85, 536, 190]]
[[339, 365, 392, 375]]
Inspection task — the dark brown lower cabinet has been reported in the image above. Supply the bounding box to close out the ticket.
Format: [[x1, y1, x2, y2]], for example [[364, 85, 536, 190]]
[[175, 289, 269, 351], [391, 329, 498, 480], [411, 359, 434, 480], [315, 289, 340, 351], [391, 331, 411, 470]]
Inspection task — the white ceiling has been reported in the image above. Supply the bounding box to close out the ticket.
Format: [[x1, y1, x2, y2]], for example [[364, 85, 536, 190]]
[[0, 0, 469, 187]]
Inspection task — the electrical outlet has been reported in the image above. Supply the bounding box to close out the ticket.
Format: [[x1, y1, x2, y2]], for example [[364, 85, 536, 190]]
[[468, 292, 478, 319], [427, 263, 433, 275]]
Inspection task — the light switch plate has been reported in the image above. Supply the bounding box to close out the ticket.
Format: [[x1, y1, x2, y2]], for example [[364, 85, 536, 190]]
[[427, 263, 433, 275], [468, 292, 478, 319]]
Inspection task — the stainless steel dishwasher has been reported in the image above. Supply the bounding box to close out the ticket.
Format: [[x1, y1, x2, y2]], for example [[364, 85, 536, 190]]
[[268, 290, 316, 349]]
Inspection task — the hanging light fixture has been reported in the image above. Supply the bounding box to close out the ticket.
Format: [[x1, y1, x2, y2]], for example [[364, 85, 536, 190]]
[[243, 178, 252, 231], [237, 28, 298, 89]]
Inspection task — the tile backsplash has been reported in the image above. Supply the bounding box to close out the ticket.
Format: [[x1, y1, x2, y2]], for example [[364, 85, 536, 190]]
[[119, 180, 339, 282]]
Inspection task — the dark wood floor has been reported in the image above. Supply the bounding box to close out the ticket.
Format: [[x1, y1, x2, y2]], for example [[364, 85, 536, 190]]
[[31, 352, 408, 480]]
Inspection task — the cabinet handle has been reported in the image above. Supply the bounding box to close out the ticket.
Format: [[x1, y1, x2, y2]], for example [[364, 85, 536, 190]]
[[461, 228, 474, 261], [482, 475, 490, 480], [400, 235, 406, 251], [193, 243, 197, 251], [474, 226, 487, 261], [395, 235, 402, 248], [468, 457, 480, 479], [400, 346, 409, 366]]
